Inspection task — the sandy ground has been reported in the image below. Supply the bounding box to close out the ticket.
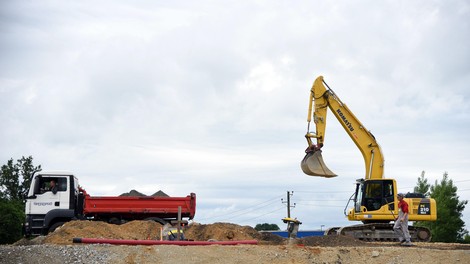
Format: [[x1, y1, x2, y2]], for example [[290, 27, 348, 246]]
[[4, 220, 470, 264]]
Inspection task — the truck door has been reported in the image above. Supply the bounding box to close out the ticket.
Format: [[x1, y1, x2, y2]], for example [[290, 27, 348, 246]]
[[27, 176, 70, 215]]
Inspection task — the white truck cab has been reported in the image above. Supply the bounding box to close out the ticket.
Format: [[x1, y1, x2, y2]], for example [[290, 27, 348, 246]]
[[24, 171, 79, 236]]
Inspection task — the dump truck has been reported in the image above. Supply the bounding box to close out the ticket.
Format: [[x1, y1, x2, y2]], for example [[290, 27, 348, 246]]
[[301, 76, 437, 241], [24, 171, 196, 236]]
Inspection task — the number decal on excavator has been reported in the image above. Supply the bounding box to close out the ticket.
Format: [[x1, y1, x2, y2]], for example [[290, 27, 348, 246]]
[[418, 203, 431, 215]]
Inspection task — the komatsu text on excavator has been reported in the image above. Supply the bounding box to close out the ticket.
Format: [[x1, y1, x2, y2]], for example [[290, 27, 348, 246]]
[[301, 76, 437, 242]]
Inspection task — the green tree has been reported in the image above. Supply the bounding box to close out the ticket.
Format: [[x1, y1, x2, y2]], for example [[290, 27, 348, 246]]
[[0, 156, 41, 202], [255, 223, 280, 231], [463, 234, 470, 244], [0, 156, 41, 244], [0, 200, 25, 244], [415, 172, 468, 242], [414, 170, 431, 196]]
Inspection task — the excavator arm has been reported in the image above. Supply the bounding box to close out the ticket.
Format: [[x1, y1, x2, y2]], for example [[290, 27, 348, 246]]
[[300, 76, 436, 242], [301, 76, 384, 180]]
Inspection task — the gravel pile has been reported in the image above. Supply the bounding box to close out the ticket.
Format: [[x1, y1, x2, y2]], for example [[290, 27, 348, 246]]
[[3, 221, 470, 264], [0, 244, 115, 264]]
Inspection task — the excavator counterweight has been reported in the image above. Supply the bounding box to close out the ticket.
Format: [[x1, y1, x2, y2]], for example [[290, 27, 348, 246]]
[[301, 151, 337, 178]]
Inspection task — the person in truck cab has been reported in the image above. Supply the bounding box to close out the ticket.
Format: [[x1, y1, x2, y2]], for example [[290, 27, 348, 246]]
[[48, 179, 58, 194]]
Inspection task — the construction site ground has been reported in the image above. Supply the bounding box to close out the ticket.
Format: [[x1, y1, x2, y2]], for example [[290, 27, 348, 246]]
[[2, 220, 470, 263]]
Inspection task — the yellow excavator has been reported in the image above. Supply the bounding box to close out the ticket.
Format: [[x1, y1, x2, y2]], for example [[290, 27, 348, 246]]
[[301, 76, 437, 241]]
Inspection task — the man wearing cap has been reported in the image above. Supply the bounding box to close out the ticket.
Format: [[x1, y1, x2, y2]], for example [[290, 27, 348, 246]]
[[394, 193, 412, 246]]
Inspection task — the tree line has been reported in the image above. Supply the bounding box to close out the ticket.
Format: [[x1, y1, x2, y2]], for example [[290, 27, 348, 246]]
[[414, 171, 469, 243], [0, 156, 41, 244], [0, 157, 468, 244]]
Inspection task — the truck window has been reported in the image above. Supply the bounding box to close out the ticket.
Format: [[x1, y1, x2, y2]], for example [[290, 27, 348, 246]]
[[36, 178, 50, 194], [57, 178, 67, 191], [36, 177, 67, 194]]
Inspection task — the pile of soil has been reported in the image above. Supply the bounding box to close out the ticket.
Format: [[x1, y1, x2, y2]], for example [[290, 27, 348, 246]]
[[16, 220, 470, 249], [185, 222, 288, 245], [297, 234, 369, 247], [185, 222, 260, 241], [44, 220, 163, 245], [29, 220, 369, 247], [8, 220, 470, 264], [41, 221, 279, 245]]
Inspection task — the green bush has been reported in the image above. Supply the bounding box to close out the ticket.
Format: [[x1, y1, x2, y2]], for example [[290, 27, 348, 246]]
[[0, 199, 25, 244], [255, 223, 280, 231]]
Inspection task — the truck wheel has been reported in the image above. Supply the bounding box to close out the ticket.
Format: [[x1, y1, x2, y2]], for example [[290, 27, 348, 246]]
[[48, 222, 65, 234], [144, 217, 167, 225]]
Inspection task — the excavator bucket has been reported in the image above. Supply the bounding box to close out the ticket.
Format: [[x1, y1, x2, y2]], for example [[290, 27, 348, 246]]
[[301, 151, 337, 178]]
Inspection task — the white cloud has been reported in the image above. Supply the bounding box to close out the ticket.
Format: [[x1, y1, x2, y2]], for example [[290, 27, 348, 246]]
[[1, 0, 469, 230]]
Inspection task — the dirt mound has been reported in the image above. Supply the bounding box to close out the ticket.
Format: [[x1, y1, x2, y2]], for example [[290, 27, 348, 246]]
[[39, 221, 285, 245], [118, 189, 169, 197], [13, 236, 46, 246], [37, 220, 372, 247], [185, 222, 261, 241], [184, 222, 288, 245], [9, 221, 470, 263], [298, 234, 368, 247], [44, 220, 163, 245], [119, 190, 147, 196]]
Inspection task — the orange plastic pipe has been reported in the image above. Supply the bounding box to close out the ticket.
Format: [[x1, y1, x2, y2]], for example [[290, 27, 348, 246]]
[[72, 238, 258, 246]]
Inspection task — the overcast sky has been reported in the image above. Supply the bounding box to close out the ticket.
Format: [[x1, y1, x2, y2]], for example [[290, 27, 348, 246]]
[[1, 0, 469, 230]]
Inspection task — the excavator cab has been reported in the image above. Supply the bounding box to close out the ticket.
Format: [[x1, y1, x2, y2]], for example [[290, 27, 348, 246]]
[[345, 178, 399, 224], [352, 179, 395, 216]]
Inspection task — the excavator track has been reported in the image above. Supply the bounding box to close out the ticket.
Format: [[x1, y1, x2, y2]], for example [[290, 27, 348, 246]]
[[326, 223, 431, 242]]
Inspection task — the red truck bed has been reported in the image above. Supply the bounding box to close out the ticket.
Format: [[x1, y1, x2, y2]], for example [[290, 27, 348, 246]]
[[83, 193, 196, 220]]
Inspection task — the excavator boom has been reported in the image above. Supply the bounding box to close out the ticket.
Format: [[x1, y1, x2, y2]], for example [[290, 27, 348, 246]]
[[301, 76, 384, 180]]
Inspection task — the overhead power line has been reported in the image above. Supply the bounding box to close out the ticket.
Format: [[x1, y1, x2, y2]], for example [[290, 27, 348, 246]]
[[197, 194, 284, 222], [454, 180, 470, 183], [295, 190, 353, 194], [297, 199, 345, 202], [296, 202, 345, 208], [238, 206, 285, 224]]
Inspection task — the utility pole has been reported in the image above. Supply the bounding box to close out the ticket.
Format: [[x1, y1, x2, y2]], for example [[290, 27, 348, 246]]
[[281, 191, 301, 239], [281, 191, 295, 218]]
